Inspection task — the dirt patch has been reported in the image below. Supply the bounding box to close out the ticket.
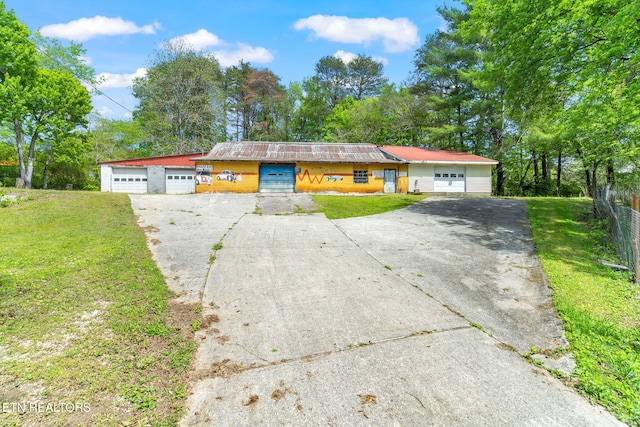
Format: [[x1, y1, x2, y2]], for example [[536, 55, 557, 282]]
[[271, 380, 297, 403], [141, 224, 159, 233], [215, 335, 230, 345], [201, 314, 220, 328], [210, 359, 245, 377], [243, 395, 259, 406]]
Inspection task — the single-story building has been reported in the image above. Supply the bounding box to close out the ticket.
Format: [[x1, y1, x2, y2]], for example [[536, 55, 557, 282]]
[[99, 153, 204, 194], [99, 143, 497, 195], [194, 142, 408, 194], [380, 146, 498, 195]]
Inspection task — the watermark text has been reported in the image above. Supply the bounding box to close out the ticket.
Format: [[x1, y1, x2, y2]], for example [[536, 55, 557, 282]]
[[2, 401, 90, 414]]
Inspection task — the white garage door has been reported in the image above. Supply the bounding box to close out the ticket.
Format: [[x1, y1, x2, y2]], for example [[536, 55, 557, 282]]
[[112, 168, 148, 193], [434, 167, 466, 192], [166, 169, 195, 194]]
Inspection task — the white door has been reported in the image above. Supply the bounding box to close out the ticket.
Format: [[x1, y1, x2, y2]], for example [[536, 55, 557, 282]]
[[434, 166, 466, 192], [112, 168, 148, 193], [166, 169, 195, 194]]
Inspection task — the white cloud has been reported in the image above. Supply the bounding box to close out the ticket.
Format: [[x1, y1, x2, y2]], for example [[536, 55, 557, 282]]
[[168, 29, 224, 50], [97, 68, 147, 89], [166, 30, 274, 67], [41, 16, 161, 41], [94, 105, 115, 117], [212, 43, 274, 67], [333, 50, 388, 66], [294, 15, 419, 52], [334, 50, 357, 64]]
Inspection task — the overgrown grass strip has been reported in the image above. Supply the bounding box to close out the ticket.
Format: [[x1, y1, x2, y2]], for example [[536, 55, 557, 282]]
[[527, 197, 640, 425]]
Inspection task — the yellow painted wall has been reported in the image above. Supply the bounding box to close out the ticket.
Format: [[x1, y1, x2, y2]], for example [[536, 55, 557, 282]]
[[296, 163, 408, 193], [195, 161, 259, 193], [196, 161, 408, 193]]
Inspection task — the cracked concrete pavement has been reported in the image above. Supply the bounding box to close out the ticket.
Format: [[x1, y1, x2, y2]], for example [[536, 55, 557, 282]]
[[130, 194, 623, 426]]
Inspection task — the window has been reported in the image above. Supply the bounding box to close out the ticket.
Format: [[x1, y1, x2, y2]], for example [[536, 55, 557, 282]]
[[180, 176, 186, 180], [114, 178, 120, 182], [135, 178, 141, 182], [442, 173, 449, 178], [450, 173, 457, 178], [458, 173, 464, 178], [353, 169, 369, 184], [168, 176, 173, 180], [434, 173, 441, 178]]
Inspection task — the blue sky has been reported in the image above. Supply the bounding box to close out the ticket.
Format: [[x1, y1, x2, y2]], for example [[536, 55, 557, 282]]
[[5, 0, 452, 120]]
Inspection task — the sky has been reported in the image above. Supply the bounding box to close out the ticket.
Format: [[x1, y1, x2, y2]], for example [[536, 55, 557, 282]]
[[4, 0, 452, 120]]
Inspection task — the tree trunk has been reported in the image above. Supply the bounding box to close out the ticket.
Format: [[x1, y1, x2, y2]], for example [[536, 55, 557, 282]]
[[584, 168, 591, 195], [43, 148, 53, 190], [541, 152, 549, 195], [14, 117, 28, 187], [533, 150, 540, 196], [496, 162, 505, 196], [556, 148, 562, 196], [14, 117, 38, 189], [607, 158, 615, 185], [489, 125, 505, 196]]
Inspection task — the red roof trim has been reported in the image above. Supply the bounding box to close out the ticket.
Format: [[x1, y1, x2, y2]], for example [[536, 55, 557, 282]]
[[99, 152, 206, 167]]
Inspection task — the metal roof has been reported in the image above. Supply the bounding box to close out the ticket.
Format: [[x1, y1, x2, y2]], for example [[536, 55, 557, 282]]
[[196, 142, 403, 164], [381, 146, 498, 164]]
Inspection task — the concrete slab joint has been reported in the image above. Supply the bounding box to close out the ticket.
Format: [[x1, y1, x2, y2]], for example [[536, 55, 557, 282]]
[[131, 194, 623, 427]]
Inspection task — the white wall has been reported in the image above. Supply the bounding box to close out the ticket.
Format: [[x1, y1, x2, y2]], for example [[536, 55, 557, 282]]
[[408, 163, 493, 194], [100, 165, 112, 192], [408, 164, 434, 192], [466, 165, 493, 193]]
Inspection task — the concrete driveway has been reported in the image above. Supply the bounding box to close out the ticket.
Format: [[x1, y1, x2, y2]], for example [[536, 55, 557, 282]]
[[130, 194, 623, 427]]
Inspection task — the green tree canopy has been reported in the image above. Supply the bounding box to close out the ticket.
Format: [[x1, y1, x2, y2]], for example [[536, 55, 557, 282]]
[[133, 41, 225, 154], [0, 3, 93, 189]]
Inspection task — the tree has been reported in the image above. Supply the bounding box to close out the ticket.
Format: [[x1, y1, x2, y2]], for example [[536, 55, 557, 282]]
[[462, 0, 640, 195], [243, 68, 286, 140], [290, 77, 333, 141], [0, 4, 93, 189], [315, 56, 348, 110], [88, 117, 152, 162], [133, 41, 225, 154], [224, 61, 254, 141], [346, 55, 388, 100]]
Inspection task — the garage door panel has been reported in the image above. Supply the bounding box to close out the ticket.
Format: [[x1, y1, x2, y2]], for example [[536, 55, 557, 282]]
[[259, 165, 295, 193], [434, 167, 465, 193], [112, 168, 147, 193], [166, 169, 195, 194]]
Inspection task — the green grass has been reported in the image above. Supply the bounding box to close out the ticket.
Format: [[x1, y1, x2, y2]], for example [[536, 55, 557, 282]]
[[311, 193, 428, 219], [0, 190, 197, 427], [527, 198, 640, 425]]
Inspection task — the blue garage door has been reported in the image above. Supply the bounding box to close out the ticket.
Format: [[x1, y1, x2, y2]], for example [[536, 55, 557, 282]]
[[259, 165, 295, 193]]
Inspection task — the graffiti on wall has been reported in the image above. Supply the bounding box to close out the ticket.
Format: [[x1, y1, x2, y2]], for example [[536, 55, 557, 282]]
[[297, 169, 348, 184], [216, 170, 242, 182]]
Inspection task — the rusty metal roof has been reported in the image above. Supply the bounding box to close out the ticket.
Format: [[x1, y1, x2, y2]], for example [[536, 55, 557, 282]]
[[196, 142, 403, 164]]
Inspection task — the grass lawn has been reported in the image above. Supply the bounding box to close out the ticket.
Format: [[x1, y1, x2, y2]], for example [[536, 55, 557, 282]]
[[526, 198, 640, 425], [311, 193, 428, 219], [2, 190, 638, 425], [0, 190, 200, 426]]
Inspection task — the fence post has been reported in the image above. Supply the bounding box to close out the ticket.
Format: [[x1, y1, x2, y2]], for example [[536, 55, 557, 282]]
[[633, 194, 639, 283]]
